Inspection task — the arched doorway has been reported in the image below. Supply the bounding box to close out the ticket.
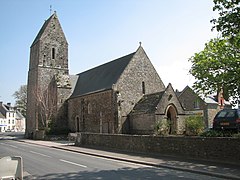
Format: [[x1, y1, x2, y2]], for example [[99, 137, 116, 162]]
[[166, 105, 178, 134]]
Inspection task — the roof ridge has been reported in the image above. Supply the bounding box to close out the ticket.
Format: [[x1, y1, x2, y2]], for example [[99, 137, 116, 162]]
[[77, 52, 135, 75]]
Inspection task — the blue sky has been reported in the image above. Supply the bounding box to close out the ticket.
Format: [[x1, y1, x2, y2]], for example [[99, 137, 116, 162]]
[[0, 0, 218, 105]]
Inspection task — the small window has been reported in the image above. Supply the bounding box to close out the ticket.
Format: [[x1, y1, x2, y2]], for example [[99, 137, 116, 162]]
[[52, 48, 55, 59], [88, 103, 92, 114], [194, 99, 200, 109], [142, 81, 145, 94], [12, 120, 14, 124]]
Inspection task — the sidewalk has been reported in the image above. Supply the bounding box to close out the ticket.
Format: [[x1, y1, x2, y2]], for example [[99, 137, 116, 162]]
[[18, 139, 240, 180]]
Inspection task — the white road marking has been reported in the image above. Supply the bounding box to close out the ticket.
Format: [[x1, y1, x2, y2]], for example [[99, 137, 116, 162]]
[[59, 159, 87, 168], [30, 151, 52, 158], [53, 148, 155, 168], [1, 142, 25, 151]]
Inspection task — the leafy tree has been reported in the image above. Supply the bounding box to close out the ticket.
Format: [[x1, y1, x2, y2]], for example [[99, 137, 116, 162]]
[[211, 0, 240, 40], [13, 85, 27, 117], [189, 0, 240, 105], [189, 38, 240, 104]]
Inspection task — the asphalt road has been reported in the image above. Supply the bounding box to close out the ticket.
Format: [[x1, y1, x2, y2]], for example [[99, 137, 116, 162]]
[[0, 135, 225, 179]]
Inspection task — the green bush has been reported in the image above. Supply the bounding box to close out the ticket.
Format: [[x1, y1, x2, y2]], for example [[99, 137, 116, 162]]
[[185, 115, 205, 136], [200, 129, 225, 137], [155, 120, 170, 136], [201, 129, 240, 138], [232, 133, 240, 138]]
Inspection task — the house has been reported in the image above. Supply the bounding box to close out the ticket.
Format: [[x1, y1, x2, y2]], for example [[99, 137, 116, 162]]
[[0, 111, 7, 132], [0, 102, 25, 132], [177, 86, 232, 128], [26, 12, 189, 138]]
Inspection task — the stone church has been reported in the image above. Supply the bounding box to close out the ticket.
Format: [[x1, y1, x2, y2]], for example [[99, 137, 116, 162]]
[[26, 12, 186, 138]]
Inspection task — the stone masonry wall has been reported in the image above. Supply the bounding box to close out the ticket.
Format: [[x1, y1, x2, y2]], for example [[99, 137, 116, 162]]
[[130, 114, 155, 134], [178, 87, 206, 111], [68, 90, 116, 133], [115, 47, 165, 133], [76, 133, 240, 164], [27, 13, 68, 138]]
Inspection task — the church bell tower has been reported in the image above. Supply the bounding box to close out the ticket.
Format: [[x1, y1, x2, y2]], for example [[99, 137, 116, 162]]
[[26, 12, 69, 138]]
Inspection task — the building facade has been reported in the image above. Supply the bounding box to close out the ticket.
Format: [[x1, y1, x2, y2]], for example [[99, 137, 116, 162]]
[[68, 46, 166, 134], [27, 13, 227, 138], [177, 86, 231, 129], [0, 102, 25, 132]]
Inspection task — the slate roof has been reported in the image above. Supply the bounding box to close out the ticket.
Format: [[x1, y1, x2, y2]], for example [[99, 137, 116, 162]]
[[130, 92, 165, 114], [71, 52, 135, 98]]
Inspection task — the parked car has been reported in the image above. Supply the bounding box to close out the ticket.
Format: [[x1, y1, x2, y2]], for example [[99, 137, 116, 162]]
[[213, 109, 240, 131]]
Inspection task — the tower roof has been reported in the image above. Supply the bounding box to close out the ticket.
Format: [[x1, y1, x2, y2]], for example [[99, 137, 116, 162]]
[[31, 12, 63, 47]]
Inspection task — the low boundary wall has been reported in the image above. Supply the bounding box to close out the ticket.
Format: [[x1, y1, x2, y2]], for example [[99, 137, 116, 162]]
[[75, 133, 240, 164]]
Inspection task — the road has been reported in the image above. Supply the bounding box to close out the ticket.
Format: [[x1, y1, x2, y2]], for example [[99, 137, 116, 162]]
[[0, 133, 232, 179]]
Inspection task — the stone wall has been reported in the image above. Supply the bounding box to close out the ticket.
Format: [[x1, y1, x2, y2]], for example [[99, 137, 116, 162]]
[[76, 133, 240, 164], [178, 87, 206, 111], [68, 90, 116, 133], [26, 13, 69, 138], [129, 114, 155, 134], [115, 47, 165, 133], [206, 107, 220, 128]]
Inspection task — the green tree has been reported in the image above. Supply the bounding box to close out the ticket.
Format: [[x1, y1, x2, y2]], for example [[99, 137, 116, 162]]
[[189, 38, 240, 104], [211, 0, 240, 40], [13, 85, 27, 117], [189, 0, 240, 105]]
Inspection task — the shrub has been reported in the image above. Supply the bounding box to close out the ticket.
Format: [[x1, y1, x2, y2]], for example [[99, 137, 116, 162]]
[[200, 129, 240, 138], [200, 129, 224, 137], [155, 120, 170, 136], [232, 133, 240, 138], [185, 115, 205, 136]]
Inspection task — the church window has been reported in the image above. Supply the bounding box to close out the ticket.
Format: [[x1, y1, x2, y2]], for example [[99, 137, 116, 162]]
[[142, 81, 145, 94], [52, 48, 55, 59], [88, 103, 92, 114]]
